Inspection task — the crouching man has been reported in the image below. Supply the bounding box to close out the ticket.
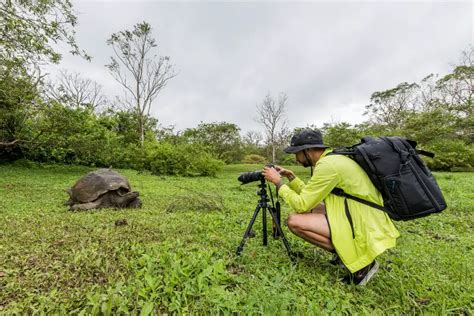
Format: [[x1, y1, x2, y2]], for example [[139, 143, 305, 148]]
[[262, 129, 399, 285]]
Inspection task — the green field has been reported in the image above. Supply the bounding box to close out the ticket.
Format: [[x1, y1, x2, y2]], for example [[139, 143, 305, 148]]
[[0, 164, 473, 314]]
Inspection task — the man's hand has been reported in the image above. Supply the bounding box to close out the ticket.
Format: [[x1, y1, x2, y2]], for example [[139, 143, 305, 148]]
[[262, 166, 282, 187], [274, 165, 296, 181]]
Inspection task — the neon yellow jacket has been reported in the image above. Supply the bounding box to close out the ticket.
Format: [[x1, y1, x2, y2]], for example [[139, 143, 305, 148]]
[[278, 148, 400, 273]]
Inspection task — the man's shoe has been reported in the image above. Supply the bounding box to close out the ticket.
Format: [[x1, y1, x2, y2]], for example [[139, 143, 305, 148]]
[[329, 254, 345, 268], [342, 260, 379, 286]]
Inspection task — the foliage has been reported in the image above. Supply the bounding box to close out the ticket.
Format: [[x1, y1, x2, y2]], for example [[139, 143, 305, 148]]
[[143, 141, 223, 176], [0, 0, 89, 67], [354, 47, 473, 171], [106, 109, 159, 146], [422, 138, 474, 171], [241, 154, 267, 164], [365, 82, 419, 130], [240, 131, 268, 162], [278, 154, 297, 166], [320, 122, 364, 147], [2, 102, 223, 176], [182, 122, 243, 163], [0, 164, 472, 314], [0, 65, 43, 162], [0, 0, 89, 161]]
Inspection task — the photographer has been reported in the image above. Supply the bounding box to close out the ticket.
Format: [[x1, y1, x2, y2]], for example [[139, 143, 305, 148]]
[[262, 129, 399, 285]]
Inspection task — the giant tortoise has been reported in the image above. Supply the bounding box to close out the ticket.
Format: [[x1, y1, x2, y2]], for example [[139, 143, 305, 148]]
[[65, 169, 141, 211]]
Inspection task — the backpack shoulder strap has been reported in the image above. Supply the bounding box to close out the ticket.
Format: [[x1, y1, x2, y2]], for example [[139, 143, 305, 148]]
[[329, 147, 355, 156], [416, 149, 435, 158], [331, 188, 386, 212]]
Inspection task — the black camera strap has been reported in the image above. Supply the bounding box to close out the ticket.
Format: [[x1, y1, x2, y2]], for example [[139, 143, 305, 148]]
[[302, 149, 314, 176], [267, 183, 276, 205]]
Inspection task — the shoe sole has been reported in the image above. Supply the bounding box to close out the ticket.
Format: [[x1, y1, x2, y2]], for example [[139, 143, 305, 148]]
[[358, 261, 379, 286]]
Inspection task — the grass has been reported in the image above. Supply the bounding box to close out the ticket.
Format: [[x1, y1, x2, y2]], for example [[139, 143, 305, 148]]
[[0, 163, 473, 314]]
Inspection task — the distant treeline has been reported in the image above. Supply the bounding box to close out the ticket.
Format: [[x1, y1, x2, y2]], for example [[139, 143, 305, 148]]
[[0, 1, 472, 174], [1, 49, 473, 174], [1, 53, 472, 174]]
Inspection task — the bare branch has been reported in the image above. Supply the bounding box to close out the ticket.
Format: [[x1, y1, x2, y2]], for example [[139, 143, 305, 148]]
[[105, 21, 177, 145], [44, 70, 108, 110], [256, 93, 289, 163], [0, 139, 22, 147]]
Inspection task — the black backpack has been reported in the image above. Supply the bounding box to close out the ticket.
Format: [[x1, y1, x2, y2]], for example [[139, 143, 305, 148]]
[[330, 136, 447, 221]]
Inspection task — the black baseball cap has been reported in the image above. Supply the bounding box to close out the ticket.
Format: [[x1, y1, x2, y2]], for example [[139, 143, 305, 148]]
[[284, 129, 328, 153]]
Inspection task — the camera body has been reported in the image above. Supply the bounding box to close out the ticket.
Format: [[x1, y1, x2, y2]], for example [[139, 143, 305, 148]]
[[238, 164, 275, 184]]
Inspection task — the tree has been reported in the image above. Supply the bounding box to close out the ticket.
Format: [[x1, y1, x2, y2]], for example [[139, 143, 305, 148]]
[[0, 66, 40, 159], [0, 0, 89, 68], [256, 93, 289, 163], [436, 48, 473, 114], [364, 82, 419, 132], [44, 70, 108, 111], [106, 21, 176, 146], [182, 122, 243, 163], [107, 109, 159, 145], [320, 122, 363, 147], [360, 47, 474, 170], [435, 47, 474, 144], [0, 0, 89, 160], [243, 130, 263, 147]]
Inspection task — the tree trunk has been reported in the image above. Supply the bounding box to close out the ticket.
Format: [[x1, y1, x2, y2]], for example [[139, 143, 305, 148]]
[[138, 115, 144, 147], [272, 145, 276, 163]]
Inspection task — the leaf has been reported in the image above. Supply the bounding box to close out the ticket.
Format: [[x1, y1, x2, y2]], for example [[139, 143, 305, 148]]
[[140, 301, 154, 316]]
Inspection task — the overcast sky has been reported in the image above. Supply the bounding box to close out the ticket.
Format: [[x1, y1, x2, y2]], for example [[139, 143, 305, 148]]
[[48, 0, 473, 135]]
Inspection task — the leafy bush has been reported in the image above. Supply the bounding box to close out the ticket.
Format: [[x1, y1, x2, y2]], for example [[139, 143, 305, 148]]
[[144, 142, 223, 176], [241, 154, 267, 164], [278, 154, 297, 165], [24, 105, 122, 167], [11, 104, 223, 176], [182, 122, 244, 163], [423, 138, 474, 171]]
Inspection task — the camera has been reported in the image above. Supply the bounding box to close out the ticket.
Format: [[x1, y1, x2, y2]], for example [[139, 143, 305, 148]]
[[238, 164, 275, 184]]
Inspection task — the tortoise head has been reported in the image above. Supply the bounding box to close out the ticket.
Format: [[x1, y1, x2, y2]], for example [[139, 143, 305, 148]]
[[110, 191, 141, 208]]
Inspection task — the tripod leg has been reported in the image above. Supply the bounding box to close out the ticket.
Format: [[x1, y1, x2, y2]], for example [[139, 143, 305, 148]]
[[236, 204, 262, 256], [272, 201, 282, 239], [267, 206, 296, 260], [262, 206, 267, 246]]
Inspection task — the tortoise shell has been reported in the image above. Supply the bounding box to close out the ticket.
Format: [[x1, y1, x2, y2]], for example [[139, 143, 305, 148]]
[[67, 169, 132, 203]]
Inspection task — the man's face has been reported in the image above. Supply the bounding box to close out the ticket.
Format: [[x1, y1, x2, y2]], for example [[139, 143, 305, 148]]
[[295, 151, 312, 167]]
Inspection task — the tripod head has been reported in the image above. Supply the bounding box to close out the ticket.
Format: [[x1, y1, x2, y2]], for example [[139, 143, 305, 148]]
[[256, 178, 270, 203]]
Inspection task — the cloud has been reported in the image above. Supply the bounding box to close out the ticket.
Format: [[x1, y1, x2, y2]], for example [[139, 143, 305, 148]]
[[45, 0, 473, 134]]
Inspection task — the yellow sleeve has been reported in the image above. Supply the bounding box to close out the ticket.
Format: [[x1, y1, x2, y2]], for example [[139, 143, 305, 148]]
[[287, 177, 305, 193], [278, 160, 339, 212]]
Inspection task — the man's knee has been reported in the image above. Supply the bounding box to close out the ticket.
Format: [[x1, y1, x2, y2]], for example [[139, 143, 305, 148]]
[[287, 213, 301, 232]]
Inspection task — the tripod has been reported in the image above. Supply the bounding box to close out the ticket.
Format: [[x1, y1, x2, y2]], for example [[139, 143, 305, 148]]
[[236, 178, 296, 260]]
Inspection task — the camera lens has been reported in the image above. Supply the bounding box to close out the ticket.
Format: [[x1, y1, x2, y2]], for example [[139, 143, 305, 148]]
[[238, 171, 263, 184]]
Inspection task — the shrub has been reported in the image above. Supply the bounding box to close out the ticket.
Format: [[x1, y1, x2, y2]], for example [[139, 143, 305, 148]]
[[278, 154, 297, 165], [241, 154, 267, 164], [423, 139, 474, 171], [145, 142, 223, 176]]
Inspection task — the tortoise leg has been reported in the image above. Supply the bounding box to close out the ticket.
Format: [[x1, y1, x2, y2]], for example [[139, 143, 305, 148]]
[[111, 191, 140, 208], [128, 197, 142, 208], [70, 199, 103, 211]]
